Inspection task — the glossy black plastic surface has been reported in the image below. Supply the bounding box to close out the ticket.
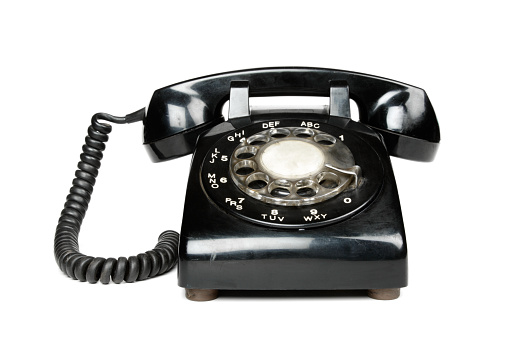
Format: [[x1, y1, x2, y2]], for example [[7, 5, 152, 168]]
[[144, 67, 439, 162], [178, 115, 408, 291]]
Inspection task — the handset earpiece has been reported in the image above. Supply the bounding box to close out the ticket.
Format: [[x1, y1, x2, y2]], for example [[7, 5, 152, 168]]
[[143, 83, 225, 162]]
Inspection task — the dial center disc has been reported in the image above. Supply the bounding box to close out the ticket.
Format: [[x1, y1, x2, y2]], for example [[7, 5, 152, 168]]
[[259, 139, 325, 180]]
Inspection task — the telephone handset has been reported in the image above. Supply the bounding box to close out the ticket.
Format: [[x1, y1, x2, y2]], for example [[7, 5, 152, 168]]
[[54, 67, 440, 300]]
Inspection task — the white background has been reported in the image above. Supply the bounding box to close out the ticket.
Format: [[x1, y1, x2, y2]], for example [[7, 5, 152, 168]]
[[1, 1, 507, 338]]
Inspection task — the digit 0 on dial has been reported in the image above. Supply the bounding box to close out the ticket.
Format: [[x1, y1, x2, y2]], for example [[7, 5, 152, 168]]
[[201, 120, 383, 228]]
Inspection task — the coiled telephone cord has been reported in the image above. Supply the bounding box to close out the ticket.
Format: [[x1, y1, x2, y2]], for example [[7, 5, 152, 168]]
[[54, 109, 179, 284]]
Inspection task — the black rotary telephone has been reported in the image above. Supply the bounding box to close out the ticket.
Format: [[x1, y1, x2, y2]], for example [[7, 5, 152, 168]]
[[54, 67, 440, 301]]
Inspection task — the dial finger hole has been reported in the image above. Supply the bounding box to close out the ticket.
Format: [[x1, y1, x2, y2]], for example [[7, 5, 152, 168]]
[[293, 128, 315, 138], [296, 187, 317, 197], [270, 187, 291, 197], [269, 128, 291, 139], [234, 160, 257, 176], [317, 172, 340, 189], [248, 180, 268, 189], [296, 179, 318, 197], [234, 146, 257, 159], [247, 134, 269, 146], [268, 179, 291, 197], [314, 134, 336, 145], [246, 172, 269, 189]]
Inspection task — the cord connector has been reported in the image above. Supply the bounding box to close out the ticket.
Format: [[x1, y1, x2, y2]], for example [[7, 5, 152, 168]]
[[125, 108, 145, 124]]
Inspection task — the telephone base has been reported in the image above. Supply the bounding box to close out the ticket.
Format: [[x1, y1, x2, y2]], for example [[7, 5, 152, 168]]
[[185, 288, 219, 302], [179, 118, 411, 300]]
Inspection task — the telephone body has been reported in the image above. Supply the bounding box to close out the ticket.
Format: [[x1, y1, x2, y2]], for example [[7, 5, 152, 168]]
[[54, 67, 440, 300]]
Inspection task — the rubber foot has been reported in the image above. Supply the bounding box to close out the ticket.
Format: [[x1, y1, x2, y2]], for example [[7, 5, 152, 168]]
[[185, 288, 219, 301], [367, 288, 400, 300]]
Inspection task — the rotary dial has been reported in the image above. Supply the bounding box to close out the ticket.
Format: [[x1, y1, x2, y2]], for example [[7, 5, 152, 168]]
[[230, 127, 361, 206], [200, 120, 382, 228]]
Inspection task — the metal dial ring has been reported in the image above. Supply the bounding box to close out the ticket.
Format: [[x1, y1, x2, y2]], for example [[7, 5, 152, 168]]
[[230, 127, 361, 206]]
